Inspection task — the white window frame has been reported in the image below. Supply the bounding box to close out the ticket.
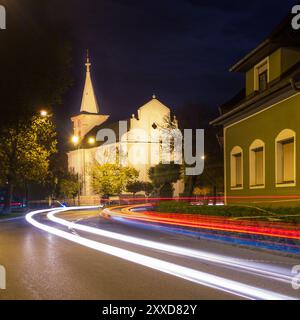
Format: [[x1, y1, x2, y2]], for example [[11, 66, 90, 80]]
[[254, 57, 269, 92], [275, 129, 296, 188], [230, 146, 243, 190], [249, 139, 265, 189]]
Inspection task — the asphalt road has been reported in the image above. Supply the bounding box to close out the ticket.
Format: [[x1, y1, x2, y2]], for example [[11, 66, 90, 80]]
[[0, 207, 299, 300]]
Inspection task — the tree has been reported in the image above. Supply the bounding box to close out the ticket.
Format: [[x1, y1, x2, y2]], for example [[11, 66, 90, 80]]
[[193, 186, 211, 196], [126, 181, 144, 195], [142, 182, 154, 197], [58, 172, 79, 202], [0, 2, 72, 212], [174, 103, 224, 197], [0, 113, 58, 213], [45, 152, 69, 201], [91, 163, 138, 197], [126, 181, 154, 197], [160, 183, 174, 198], [148, 162, 182, 197]]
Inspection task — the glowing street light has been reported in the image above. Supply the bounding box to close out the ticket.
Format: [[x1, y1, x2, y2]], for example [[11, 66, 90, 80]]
[[40, 110, 48, 117], [71, 135, 79, 145], [88, 137, 95, 145]]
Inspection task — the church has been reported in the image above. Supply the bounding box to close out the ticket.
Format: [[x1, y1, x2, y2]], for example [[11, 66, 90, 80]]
[[67, 55, 184, 204]]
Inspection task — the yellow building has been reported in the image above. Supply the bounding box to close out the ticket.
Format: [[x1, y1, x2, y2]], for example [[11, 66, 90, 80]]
[[68, 55, 184, 203], [211, 15, 300, 205]]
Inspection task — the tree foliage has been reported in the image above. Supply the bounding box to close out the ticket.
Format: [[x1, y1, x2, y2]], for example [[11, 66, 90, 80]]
[[127, 181, 154, 196], [0, 114, 58, 212], [174, 103, 224, 196], [160, 183, 174, 198], [148, 162, 182, 197], [126, 181, 144, 195], [91, 163, 138, 196], [19, 115, 57, 183], [58, 172, 79, 200], [142, 182, 154, 197]]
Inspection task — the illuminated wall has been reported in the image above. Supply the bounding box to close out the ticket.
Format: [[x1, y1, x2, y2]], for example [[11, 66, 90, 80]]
[[224, 93, 300, 204]]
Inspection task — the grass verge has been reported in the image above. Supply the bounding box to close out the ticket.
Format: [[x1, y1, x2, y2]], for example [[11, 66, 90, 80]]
[[155, 201, 300, 224], [0, 212, 26, 220]]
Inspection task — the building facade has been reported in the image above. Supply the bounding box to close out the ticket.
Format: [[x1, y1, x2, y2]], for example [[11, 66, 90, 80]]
[[211, 15, 300, 205], [68, 55, 184, 203]]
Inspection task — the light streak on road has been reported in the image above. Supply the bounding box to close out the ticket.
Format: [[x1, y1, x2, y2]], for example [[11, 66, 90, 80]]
[[117, 205, 300, 241], [103, 205, 300, 254], [26, 207, 296, 300], [47, 209, 293, 284]]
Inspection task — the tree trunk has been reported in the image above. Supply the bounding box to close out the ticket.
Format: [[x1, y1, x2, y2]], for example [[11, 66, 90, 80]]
[[2, 178, 13, 214], [185, 175, 197, 197]]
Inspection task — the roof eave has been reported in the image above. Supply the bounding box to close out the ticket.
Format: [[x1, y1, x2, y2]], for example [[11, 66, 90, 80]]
[[210, 82, 296, 127], [229, 39, 271, 73]]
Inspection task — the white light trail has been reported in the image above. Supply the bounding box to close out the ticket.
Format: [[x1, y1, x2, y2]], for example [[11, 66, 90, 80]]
[[26, 207, 296, 300], [48, 208, 293, 284]]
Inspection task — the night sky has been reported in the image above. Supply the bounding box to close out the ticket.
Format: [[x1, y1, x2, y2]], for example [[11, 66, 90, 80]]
[[3, 0, 298, 138]]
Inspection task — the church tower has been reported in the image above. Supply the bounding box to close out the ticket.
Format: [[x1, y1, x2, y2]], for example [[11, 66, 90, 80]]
[[71, 51, 109, 139]]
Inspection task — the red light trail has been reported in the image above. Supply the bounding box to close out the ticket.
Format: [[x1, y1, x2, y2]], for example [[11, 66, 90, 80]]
[[105, 204, 300, 241]]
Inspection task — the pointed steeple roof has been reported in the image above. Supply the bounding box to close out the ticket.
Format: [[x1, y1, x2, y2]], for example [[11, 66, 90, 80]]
[[80, 50, 100, 114]]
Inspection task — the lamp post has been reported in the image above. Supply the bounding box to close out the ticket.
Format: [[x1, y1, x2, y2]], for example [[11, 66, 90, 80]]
[[71, 135, 95, 206]]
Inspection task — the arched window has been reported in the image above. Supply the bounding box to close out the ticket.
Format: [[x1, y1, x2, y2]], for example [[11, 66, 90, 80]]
[[230, 146, 243, 189], [249, 139, 265, 188], [275, 129, 296, 187]]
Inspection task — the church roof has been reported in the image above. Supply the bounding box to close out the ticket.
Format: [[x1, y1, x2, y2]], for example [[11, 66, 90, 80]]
[[80, 53, 100, 114], [138, 95, 170, 113]]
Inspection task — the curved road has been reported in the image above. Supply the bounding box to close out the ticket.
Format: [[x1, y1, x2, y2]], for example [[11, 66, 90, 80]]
[[0, 206, 299, 300]]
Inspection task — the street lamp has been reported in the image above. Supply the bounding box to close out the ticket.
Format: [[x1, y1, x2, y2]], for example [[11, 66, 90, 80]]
[[71, 135, 79, 145], [88, 137, 95, 145], [40, 110, 48, 117]]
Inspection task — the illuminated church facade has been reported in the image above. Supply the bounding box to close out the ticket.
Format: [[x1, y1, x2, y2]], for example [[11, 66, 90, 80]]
[[67, 55, 184, 203]]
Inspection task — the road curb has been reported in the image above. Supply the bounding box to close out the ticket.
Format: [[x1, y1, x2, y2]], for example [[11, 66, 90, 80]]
[[0, 216, 25, 223]]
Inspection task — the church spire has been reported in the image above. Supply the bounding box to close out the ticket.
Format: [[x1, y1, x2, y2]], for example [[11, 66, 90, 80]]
[[86, 49, 91, 72], [80, 50, 100, 114]]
